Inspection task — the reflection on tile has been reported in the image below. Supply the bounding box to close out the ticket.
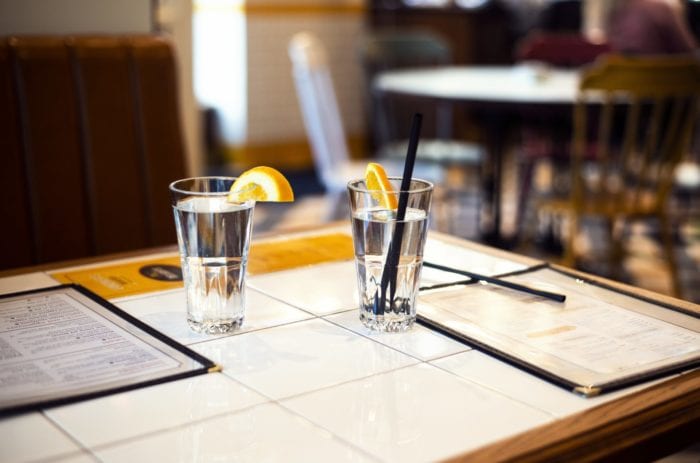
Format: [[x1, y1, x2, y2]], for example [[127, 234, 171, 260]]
[[248, 261, 358, 315], [432, 350, 590, 416], [424, 239, 531, 276], [420, 265, 468, 287], [326, 310, 469, 361], [115, 287, 312, 345], [283, 363, 552, 463], [48, 452, 99, 463], [193, 318, 417, 399], [0, 412, 81, 463], [432, 337, 678, 417], [96, 403, 377, 463], [48, 374, 267, 447]]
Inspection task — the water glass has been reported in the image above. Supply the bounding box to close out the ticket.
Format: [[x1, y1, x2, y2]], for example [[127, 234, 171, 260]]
[[170, 177, 254, 334], [348, 177, 433, 331]]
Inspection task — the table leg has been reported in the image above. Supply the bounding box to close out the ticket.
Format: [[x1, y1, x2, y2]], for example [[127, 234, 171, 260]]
[[479, 113, 515, 249]]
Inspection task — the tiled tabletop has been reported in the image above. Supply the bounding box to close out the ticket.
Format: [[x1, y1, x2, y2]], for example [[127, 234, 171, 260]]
[[0, 228, 694, 463]]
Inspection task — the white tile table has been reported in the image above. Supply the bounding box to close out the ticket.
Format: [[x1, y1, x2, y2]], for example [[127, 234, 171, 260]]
[[0, 226, 698, 463]]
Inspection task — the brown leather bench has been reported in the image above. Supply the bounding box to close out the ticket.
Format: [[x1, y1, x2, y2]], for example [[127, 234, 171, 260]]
[[0, 35, 187, 270]]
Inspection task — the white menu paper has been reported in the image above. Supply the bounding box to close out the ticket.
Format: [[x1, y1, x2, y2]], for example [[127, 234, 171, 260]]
[[418, 267, 700, 396], [0, 285, 215, 415]]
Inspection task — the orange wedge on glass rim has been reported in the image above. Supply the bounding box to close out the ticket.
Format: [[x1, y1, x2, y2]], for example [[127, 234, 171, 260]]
[[228, 166, 295, 202], [365, 162, 398, 210]]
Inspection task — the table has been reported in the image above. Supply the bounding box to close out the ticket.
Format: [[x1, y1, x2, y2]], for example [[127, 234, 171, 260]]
[[1, 224, 698, 462], [373, 65, 580, 245]]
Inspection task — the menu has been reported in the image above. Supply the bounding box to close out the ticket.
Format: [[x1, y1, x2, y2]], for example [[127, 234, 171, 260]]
[[418, 266, 700, 396], [0, 285, 216, 415]]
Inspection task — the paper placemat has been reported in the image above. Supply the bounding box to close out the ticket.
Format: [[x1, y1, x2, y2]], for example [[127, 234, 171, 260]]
[[50, 233, 355, 299], [248, 232, 354, 274], [51, 256, 183, 299]]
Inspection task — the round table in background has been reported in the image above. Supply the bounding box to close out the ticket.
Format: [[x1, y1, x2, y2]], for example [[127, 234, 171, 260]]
[[373, 65, 581, 245]]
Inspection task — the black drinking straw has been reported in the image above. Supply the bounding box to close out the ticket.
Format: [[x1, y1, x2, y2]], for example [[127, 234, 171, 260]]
[[377, 113, 423, 315]]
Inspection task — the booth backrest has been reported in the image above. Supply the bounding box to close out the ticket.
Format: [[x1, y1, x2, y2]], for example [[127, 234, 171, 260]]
[[0, 35, 187, 270]]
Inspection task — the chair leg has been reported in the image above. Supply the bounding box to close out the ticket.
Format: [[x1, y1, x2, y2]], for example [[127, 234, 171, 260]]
[[659, 213, 682, 298], [516, 159, 535, 240], [563, 212, 577, 267], [324, 191, 348, 222], [608, 218, 626, 283]]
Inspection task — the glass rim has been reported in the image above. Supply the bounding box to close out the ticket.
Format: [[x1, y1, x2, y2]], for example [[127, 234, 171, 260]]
[[169, 176, 237, 196], [347, 176, 434, 195]]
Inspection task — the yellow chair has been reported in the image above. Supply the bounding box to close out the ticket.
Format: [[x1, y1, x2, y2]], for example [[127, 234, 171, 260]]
[[539, 55, 700, 297]]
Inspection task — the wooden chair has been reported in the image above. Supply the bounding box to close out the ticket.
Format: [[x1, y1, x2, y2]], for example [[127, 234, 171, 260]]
[[360, 29, 452, 148], [358, 29, 485, 233], [537, 55, 700, 297], [288, 31, 449, 221], [0, 35, 187, 271], [359, 29, 484, 172]]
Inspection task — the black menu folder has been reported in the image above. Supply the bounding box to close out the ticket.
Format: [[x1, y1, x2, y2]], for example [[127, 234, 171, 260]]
[[0, 284, 218, 416], [418, 265, 700, 397]]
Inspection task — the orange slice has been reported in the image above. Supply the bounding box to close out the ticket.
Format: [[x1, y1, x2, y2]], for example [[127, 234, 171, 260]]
[[228, 166, 295, 202], [365, 162, 398, 210]]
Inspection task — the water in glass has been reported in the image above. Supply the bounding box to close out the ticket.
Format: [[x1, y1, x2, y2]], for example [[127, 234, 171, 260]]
[[174, 196, 253, 334], [352, 206, 428, 331]]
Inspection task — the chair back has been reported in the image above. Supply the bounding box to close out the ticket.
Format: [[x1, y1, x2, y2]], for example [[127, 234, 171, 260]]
[[0, 35, 187, 270], [571, 55, 700, 214], [360, 29, 451, 73], [288, 32, 350, 192], [359, 29, 456, 146]]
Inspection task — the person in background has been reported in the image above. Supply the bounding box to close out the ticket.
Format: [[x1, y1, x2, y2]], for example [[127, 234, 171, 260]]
[[605, 0, 698, 55]]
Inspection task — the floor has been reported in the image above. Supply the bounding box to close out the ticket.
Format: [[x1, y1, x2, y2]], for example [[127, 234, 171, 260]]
[[248, 158, 700, 304]]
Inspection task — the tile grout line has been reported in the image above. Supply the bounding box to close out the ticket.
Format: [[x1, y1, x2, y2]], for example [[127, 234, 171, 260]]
[[60, 371, 387, 462], [41, 276, 552, 459], [37, 305, 546, 461], [318, 315, 560, 419], [425, 358, 560, 420], [41, 410, 105, 463], [320, 312, 468, 363]]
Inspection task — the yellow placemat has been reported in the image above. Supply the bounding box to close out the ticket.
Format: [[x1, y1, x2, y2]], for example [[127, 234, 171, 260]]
[[248, 232, 354, 274], [51, 256, 184, 299], [51, 233, 354, 299]]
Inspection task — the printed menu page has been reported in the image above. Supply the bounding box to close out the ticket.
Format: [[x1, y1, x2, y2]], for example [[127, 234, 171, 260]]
[[418, 267, 700, 396], [0, 285, 215, 415]]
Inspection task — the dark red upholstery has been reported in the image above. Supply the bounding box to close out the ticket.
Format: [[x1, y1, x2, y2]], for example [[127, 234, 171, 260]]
[[516, 32, 611, 68]]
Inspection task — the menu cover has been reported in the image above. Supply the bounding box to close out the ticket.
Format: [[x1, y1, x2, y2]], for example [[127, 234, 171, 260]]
[[417, 265, 700, 396], [0, 285, 218, 416]]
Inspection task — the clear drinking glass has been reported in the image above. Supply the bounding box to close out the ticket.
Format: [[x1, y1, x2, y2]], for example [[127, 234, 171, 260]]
[[170, 177, 254, 334], [348, 177, 433, 332]]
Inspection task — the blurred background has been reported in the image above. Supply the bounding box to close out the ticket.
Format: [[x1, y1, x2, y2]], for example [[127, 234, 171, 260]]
[[1, 0, 699, 301]]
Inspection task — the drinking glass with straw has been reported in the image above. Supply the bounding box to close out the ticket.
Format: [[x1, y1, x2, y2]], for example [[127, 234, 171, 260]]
[[348, 114, 432, 331]]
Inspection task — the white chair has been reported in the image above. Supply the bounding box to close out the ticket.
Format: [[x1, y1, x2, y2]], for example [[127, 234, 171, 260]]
[[288, 32, 450, 221]]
